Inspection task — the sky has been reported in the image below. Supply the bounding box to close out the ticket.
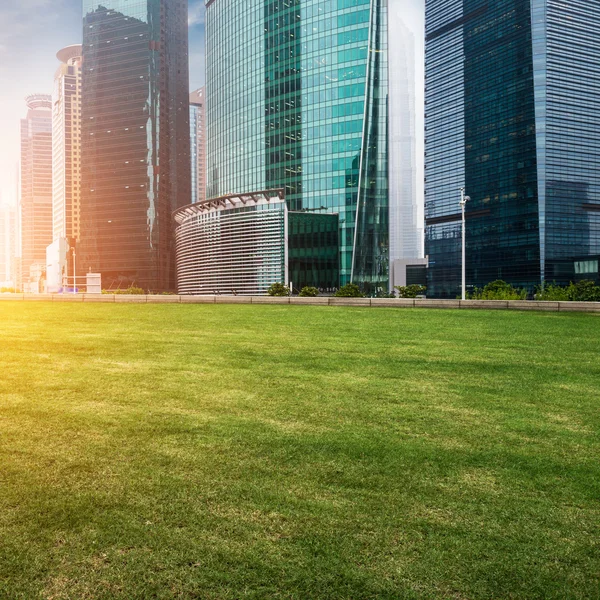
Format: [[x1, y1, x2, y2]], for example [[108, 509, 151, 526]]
[[0, 0, 424, 207]]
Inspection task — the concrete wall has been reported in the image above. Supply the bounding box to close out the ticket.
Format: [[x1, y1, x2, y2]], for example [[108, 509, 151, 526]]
[[1, 293, 600, 313]]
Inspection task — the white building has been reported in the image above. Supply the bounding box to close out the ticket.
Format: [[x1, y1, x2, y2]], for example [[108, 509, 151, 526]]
[[0, 202, 17, 288], [189, 88, 206, 205], [388, 12, 422, 262]]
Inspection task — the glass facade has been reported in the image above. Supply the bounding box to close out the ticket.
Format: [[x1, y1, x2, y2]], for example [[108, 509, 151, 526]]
[[540, 0, 600, 282], [425, 0, 600, 297], [288, 212, 339, 291], [206, 0, 397, 293], [79, 0, 191, 292], [20, 95, 53, 291]]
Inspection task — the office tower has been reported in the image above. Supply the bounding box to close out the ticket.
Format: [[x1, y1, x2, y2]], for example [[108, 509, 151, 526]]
[[53, 45, 82, 245], [389, 11, 421, 263], [205, 1, 419, 292], [20, 94, 53, 291], [189, 88, 206, 205], [0, 202, 17, 288], [425, 0, 600, 298], [80, 0, 191, 292]]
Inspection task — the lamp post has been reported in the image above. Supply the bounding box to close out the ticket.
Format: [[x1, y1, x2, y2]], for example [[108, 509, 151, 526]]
[[460, 188, 471, 301]]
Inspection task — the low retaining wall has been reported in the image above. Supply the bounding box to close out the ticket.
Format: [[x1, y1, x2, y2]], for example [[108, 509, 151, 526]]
[[1, 293, 599, 313]]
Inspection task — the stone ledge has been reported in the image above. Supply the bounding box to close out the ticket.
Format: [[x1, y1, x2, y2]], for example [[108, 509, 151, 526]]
[[289, 297, 330, 305], [115, 295, 149, 303], [215, 295, 250, 304], [180, 295, 216, 304], [145, 296, 181, 304], [24, 294, 54, 301], [3, 294, 600, 314], [83, 294, 115, 303], [328, 297, 371, 306], [416, 299, 461, 309], [558, 301, 600, 312], [0, 294, 24, 300], [52, 294, 84, 302], [507, 301, 559, 311], [460, 300, 509, 310], [251, 296, 291, 304], [371, 298, 415, 308]]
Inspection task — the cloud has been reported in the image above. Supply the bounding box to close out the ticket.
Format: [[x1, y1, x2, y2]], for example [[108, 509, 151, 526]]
[[188, 1, 205, 27]]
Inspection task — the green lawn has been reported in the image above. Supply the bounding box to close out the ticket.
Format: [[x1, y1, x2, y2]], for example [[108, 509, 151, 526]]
[[0, 303, 599, 599]]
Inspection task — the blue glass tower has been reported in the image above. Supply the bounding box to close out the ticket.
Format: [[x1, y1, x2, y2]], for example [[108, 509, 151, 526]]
[[205, 0, 396, 292], [425, 0, 600, 297]]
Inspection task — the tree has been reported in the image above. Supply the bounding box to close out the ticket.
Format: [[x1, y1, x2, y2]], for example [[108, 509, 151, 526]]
[[334, 283, 364, 298], [267, 282, 290, 297]]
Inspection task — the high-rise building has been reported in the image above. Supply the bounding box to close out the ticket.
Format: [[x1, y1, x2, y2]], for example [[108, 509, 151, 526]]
[[205, 0, 419, 293], [425, 0, 600, 298], [79, 0, 191, 292], [53, 45, 82, 245], [20, 94, 53, 290], [189, 88, 207, 205], [0, 202, 17, 288]]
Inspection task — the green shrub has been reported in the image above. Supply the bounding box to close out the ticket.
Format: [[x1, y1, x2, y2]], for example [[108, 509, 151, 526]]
[[469, 280, 527, 301], [334, 283, 364, 298], [535, 283, 570, 301], [567, 280, 600, 302], [395, 284, 427, 298], [536, 280, 600, 302], [0, 287, 16, 294], [267, 282, 291, 297], [104, 287, 146, 295], [299, 286, 319, 297]]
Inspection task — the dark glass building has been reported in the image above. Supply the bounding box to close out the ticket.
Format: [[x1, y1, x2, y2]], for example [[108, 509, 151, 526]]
[[205, 0, 418, 294], [425, 0, 600, 297], [79, 0, 191, 292]]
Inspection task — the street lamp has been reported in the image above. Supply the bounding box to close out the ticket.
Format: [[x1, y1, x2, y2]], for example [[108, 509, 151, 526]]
[[460, 188, 471, 301]]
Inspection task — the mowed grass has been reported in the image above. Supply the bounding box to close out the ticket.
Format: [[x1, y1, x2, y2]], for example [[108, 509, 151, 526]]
[[0, 303, 599, 600]]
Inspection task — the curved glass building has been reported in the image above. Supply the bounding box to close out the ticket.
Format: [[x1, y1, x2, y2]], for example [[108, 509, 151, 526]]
[[205, 0, 417, 293], [175, 191, 287, 296]]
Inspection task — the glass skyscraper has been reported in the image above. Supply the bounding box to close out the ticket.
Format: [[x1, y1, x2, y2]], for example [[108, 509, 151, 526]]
[[79, 0, 191, 292], [20, 94, 53, 292], [425, 0, 600, 297], [53, 46, 82, 245], [205, 0, 418, 292]]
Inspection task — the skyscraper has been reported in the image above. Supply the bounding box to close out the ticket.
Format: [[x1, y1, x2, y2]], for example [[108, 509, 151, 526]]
[[0, 202, 17, 288], [79, 0, 191, 292], [189, 88, 206, 205], [425, 0, 600, 298], [388, 11, 421, 263], [20, 94, 53, 291], [205, 0, 418, 292], [53, 45, 82, 245]]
